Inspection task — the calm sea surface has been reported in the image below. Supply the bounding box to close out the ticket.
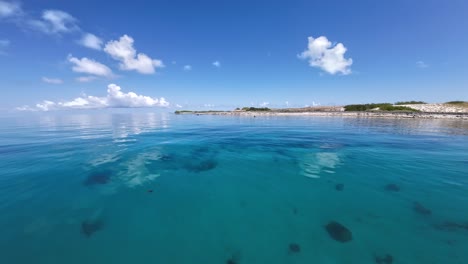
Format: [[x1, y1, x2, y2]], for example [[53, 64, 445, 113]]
[[1, 112, 467, 264]]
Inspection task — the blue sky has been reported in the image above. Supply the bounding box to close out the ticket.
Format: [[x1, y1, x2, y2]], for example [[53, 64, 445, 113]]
[[0, 0, 467, 111]]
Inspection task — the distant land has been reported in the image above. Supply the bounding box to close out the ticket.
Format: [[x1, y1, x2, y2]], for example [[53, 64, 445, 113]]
[[175, 101, 468, 119]]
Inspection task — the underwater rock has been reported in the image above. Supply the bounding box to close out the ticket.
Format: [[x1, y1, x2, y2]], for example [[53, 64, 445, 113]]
[[375, 254, 393, 264], [335, 183, 344, 191], [147, 189, 153, 193], [413, 202, 432, 216], [434, 221, 468, 231], [185, 159, 218, 172], [161, 154, 173, 161], [81, 219, 103, 238], [289, 243, 301, 253], [325, 221, 352, 243], [384, 184, 400, 192], [83, 171, 111, 186], [226, 253, 240, 264]]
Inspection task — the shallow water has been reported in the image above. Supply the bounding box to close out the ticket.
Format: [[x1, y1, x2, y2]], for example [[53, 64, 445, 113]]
[[1, 112, 467, 264]]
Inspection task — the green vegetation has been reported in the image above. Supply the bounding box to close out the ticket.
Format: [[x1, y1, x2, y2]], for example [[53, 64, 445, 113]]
[[344, 103, 419, 112], [241, 107, 271, 111], [379, 105, 420, 111], [344, 103, 391, 111], [174, 110, 193, 114], [395, 101, 426, 105], [445, 101, 467, 104], [445, 101, 468, 108]]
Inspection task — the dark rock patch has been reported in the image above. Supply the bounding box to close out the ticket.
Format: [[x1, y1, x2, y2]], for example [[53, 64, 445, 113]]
[[289, 243, 301, 253], [413, 202, 432, 216], [83, 171, 111, 186], [161, 154, 173, 161], [293, 207, 298, 215], [335, 183, 344, 191], [81, 219, 103, 238], [185, 159, 218, 173], [434, 221, 468, 231], [375, 254, 393, 264], [147, 189, 153, 193], [384, 184, 400, 192], [226, 253, 240, 264], [325, 221, 352, 243]]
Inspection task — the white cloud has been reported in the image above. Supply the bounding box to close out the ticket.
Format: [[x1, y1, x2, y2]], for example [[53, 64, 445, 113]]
[[0, 39, 9, 46], [416, 61, 428, 68], [42, 77, 63, 84], [104, 35, 164, 74], [0, 39, 9, 54], [0, 1, 21, 18], [79, 33, 102, 50], [0, 39, 9, 45], [260, 102, 269, 107], [29, 10, 78, 34], [75, 76, 97, 83], [68, 55, 113, 77], [175, 104, 182, 108], [299, 36, 352, 75], [183, 65, 192, 71], [212, 61, 221, 67], [17, 83, 169, 111]]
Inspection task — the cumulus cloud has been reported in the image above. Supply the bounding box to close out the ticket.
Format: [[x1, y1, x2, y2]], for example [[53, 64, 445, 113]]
[[68, 55, 113, 77], [75, 76, 97, 83], [42, 77, 63, 84], [183, 65, 192, 71], [29, 10, 78, 34], [104, 35, 164, 74], [212, 61, 221, 67], [17, 83, 169, 111], [416, 61, 428, 68], [259, 102, 269, 107], [0, 1, 21, 18], [299, 36, 352, 75], [79, 33, 102, 50]]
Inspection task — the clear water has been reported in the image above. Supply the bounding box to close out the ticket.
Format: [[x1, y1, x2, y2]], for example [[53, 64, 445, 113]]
[[1, 112, 467, 264]]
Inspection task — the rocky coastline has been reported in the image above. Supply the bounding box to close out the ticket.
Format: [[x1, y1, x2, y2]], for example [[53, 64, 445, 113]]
[[175, 104, 468, 120]]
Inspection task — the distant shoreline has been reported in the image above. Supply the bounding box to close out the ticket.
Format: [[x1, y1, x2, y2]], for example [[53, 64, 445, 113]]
[[175, 110, 468, 120]]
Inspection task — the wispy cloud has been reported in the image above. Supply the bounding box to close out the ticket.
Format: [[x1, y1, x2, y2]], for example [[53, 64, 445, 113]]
[[79, 33, 103, 50], [42, 77, 63, 84], [416, 61, 429, 68], [299, 36, 352, 75], [183, 65, 192, 71], [68, 54, 114, 77], [17, 83, 169, 111], [259, 102, 269, 107], [212, 61, 221, 67], [75, 76, 97, 83], [0, 39, 9, 54], [28, 9, 79, 35], [104, 35, 164, 74], [0, 1, 21, 18]]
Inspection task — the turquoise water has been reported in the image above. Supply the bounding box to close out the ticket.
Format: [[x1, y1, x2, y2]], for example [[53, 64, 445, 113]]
[[1, 113, 468, 264]]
